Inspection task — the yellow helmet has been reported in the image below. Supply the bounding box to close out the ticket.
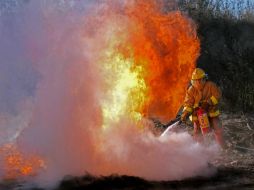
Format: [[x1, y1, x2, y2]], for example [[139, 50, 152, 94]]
[[191, 68, 206, 80]]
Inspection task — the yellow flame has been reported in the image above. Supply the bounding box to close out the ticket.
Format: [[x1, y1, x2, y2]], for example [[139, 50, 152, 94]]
[[101, 51, 146, 129]]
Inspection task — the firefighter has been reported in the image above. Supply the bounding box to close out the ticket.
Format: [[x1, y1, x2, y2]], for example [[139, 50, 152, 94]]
[[180, 68, 225, 148]]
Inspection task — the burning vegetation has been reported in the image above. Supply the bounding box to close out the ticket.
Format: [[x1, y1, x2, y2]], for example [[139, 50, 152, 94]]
[[0, 144, 45, 180]]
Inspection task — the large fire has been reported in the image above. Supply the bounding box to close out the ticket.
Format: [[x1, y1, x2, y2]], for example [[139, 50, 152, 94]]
[[98, 0, 199, 128], [0, 0, 200, 180]]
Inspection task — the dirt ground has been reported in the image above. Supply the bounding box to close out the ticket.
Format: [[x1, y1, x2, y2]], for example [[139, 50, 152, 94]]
[[1, 113, 254, 190]]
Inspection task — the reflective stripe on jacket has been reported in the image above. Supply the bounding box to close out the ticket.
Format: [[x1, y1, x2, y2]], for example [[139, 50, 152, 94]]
[[183, 81, 221, 119]]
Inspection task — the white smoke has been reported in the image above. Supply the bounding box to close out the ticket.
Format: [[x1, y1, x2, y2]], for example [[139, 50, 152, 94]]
[[0, 0, 220, 189]]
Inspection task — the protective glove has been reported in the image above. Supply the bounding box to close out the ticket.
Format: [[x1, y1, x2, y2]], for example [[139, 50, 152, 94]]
[[180, 111, 189, 122]]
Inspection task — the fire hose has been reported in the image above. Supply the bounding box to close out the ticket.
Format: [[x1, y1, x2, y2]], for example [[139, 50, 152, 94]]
[[160, 118, 181, 137]]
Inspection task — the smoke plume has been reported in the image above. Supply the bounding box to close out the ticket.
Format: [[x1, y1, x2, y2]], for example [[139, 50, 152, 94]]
[[0, 0, 219, 188]]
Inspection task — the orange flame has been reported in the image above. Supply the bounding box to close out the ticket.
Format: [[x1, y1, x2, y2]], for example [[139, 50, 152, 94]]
[[0, 144, 46, 180], [97, 0, 200, 126], [123, 1, 200, 121]]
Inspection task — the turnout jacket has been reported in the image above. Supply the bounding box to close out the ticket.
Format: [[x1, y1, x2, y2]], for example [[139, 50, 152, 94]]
[[183, 81, 221, 120]]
